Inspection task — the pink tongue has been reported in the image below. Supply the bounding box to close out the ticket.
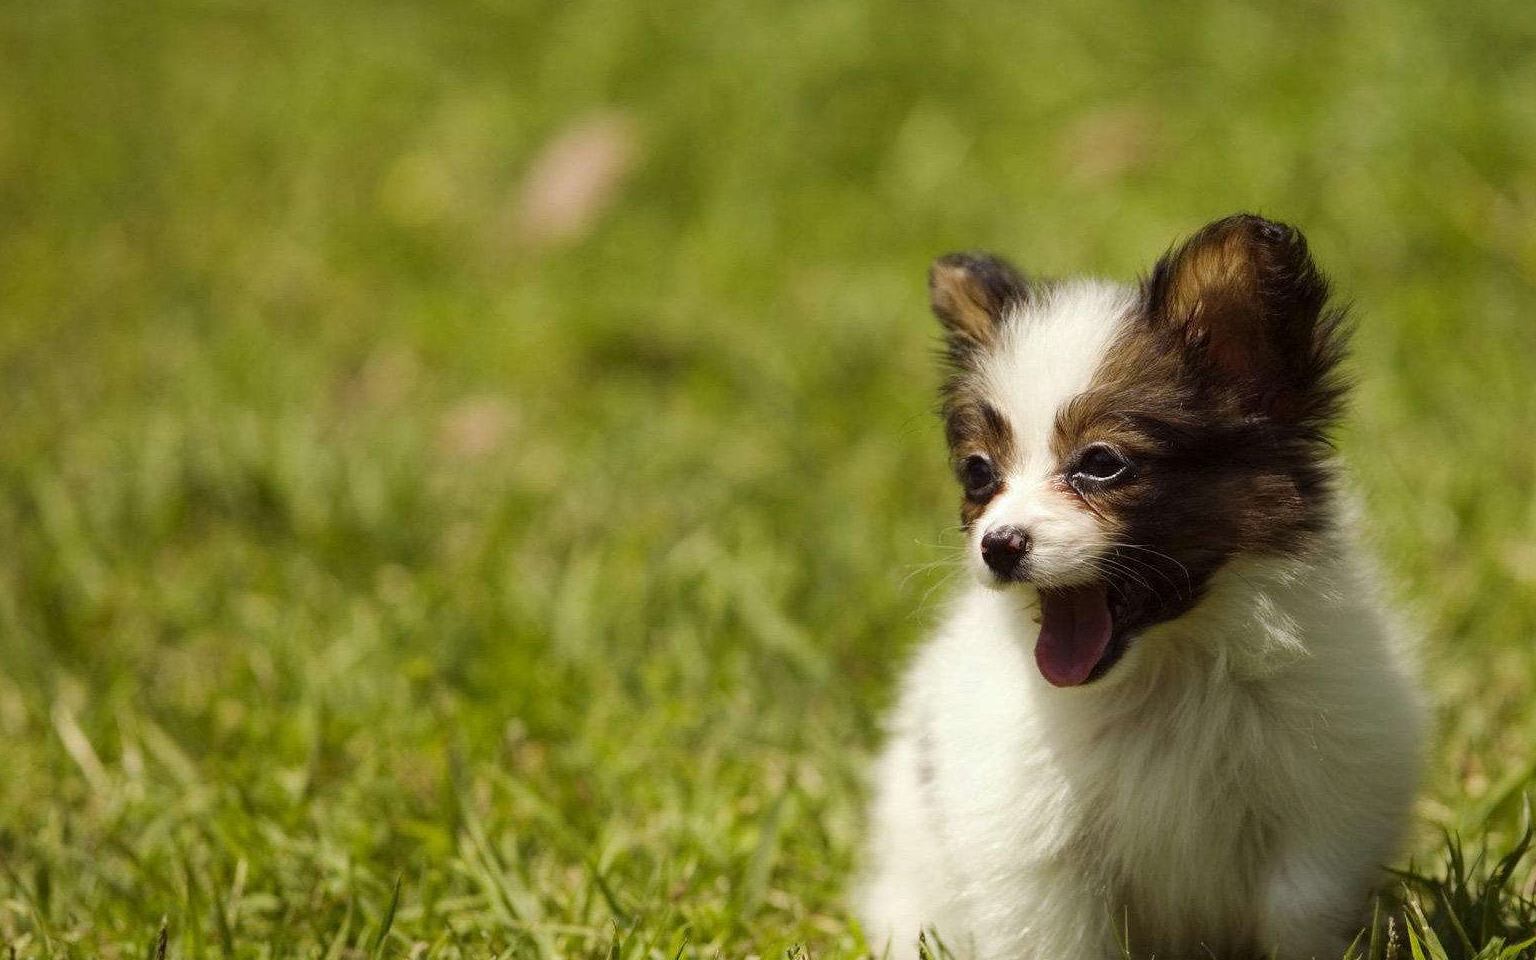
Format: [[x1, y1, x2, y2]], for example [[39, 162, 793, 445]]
[[1035, 583, 1114, 687]]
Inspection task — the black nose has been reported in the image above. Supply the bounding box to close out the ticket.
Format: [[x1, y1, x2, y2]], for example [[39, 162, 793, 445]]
[[981, 525, 1030, 578]]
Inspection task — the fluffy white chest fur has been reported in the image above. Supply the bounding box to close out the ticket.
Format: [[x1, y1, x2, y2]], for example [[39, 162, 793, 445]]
[[857, 216, 1425, 960], [859, 549, 1423, 959]]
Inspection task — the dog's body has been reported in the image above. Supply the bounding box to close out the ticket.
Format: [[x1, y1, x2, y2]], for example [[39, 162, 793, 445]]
[[858, 217, 1424, 960]]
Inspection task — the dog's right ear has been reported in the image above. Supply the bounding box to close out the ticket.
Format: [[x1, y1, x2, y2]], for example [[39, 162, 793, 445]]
[[929, 252, 1028, 361], [1145, 213, 1345, 429]]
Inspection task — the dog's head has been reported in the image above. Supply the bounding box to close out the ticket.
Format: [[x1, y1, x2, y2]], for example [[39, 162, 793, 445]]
[[934, 214, 1348, 686]]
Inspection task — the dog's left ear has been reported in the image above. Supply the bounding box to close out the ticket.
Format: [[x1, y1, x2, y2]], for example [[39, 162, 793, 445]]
[[929, 252, 1029, 363], [1146, 213, 1346, 427]]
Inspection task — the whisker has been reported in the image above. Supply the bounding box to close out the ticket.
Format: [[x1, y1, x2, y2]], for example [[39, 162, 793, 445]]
[[913, 565, 963, 617], [1104, 552, 1184, 596], [901, 556, 964, 589], [1093, 556, 1160, 601], [1099, 541, 1193, 593]]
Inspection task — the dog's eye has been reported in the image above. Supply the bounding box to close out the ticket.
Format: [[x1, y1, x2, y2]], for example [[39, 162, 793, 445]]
[[959, 454, 999, 500], [1070, 444, 1131, 486]]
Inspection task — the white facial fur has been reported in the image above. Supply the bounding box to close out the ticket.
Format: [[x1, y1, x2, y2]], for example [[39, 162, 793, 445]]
[[967, 280, 1136, 588]]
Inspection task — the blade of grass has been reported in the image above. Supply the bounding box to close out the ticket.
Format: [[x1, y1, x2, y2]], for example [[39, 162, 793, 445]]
[[371, 875, 403, 960]]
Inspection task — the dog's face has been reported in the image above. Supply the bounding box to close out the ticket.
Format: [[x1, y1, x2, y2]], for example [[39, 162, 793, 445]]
[[934, 214, 1347, 686]]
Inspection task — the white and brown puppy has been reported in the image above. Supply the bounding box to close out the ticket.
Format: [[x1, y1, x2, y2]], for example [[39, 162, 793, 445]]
[[859, 215, 1424, 960]]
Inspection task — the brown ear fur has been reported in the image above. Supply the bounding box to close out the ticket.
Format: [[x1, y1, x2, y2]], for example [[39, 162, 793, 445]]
[[929, 252, 1029, 362], [1145, 214, 1347, 432]]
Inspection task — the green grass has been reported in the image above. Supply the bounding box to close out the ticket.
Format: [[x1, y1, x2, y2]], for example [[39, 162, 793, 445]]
[[2, 0, 1535, 956]]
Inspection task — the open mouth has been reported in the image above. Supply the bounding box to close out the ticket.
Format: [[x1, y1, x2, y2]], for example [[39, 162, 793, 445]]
[[1033, 578, 1152, 687]]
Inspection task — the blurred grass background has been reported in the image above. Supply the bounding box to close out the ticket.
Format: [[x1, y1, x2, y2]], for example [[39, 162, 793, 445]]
[[2, 0, 1535, 956]]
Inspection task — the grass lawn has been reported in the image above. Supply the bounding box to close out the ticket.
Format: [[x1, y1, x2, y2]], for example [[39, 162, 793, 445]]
[[2, 0, 1535, 956]]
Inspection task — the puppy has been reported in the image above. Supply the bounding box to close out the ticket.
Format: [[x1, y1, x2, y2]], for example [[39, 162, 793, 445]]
[[858, 215, 1424, 960]]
